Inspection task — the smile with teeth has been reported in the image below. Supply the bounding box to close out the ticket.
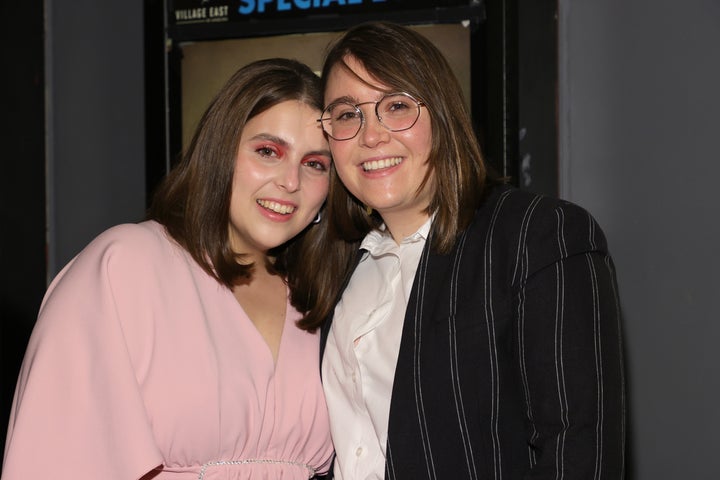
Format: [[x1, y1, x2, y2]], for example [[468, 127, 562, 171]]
[[362, 157, 403, 172], [257, 199, 296, 215]]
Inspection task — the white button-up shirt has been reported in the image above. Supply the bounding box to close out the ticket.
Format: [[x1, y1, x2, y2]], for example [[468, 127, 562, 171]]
[[322, 218, 431, 480]]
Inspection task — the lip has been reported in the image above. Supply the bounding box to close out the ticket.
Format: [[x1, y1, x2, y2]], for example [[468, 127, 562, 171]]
[[360, 156, 404, 173], [256, 198, 297, 222]]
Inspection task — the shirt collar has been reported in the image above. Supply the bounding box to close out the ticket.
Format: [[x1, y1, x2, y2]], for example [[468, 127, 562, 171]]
[[360, 215, 433, 258]]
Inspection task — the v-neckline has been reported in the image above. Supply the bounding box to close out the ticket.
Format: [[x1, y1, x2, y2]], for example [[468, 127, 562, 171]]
[[232, 283, 289, 368]]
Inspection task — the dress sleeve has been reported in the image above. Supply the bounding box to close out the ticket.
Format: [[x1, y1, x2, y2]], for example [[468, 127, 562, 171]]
[[2, 225, 164, 480], [514, 201, 625, 479]]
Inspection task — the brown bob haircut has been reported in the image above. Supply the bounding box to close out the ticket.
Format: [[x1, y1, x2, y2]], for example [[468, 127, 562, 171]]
[[321, 21, 490, 254], [148, 58, 333, 331]]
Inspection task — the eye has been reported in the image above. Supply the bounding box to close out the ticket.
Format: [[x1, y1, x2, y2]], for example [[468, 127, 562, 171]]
[[383, 100, 412, 115], [255, 145, 279, 157], [380, 95, 418, 118], [302, 156, 330, 172], [389, 101, 411, 111], [330, 103, 361, 124]]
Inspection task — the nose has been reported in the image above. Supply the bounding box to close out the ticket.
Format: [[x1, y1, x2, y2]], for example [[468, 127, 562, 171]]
[[276, 161, 300, 193], [358, 106, 390, 148]]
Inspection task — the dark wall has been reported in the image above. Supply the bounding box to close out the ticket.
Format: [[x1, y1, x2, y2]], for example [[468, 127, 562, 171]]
[[47, 1, 146, 275], [1, 0, 146, 467], [559, 1, 720, 478], [0, 0, 46, 469]]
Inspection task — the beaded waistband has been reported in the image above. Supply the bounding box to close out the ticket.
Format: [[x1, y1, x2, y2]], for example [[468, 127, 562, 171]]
[[198, 459, 316, 479]]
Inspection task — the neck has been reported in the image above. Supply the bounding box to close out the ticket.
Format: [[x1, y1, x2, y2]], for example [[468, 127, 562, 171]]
[[381, 210, 431, 244]]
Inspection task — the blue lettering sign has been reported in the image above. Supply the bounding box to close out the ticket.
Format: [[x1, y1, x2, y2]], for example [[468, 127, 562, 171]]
[[238, 0, 389, 16], [258, 0, 273, 13], [239, 0, 254, 15]]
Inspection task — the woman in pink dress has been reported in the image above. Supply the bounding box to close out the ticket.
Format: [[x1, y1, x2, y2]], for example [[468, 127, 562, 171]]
[[2, 58, 336, 480]]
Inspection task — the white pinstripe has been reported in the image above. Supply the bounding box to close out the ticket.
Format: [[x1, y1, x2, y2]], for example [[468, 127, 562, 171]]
[[484, 190, 517, 479], [449, 228, 479, 479], [587, 219, 603, 478], [588, 254, 603, 480], [411, 241, 437, 480], [606, 254, 627, 480], [517, 245, 538, 468], [554, 207, 569, 480], [514, 194, 543, 472]]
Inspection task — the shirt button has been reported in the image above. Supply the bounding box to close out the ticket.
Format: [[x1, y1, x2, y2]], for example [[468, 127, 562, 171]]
[[355, 446, 363, 457], [351, 371, 357, 382]]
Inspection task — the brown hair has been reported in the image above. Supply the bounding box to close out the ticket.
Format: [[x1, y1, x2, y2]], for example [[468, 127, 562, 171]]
[[321, 21, 490, 253], [148, 58, 337, 331]]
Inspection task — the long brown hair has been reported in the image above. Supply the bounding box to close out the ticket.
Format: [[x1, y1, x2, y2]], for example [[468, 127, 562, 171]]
[[148, 58, 339, 331], [321, 21, 490, 253]]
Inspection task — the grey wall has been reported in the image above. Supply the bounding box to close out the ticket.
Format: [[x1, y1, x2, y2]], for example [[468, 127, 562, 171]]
[[559, 0, 720, 478], [47, 0, 146, 276], [1, 1, 146, 463]]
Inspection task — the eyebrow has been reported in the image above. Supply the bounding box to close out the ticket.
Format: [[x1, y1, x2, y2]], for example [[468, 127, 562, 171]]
[[326, 91, 394, 108], [250, 133, 331, 159], [249, 133, 289, 147], [325, 95, 358, 106], [307, 148, 333, 159]]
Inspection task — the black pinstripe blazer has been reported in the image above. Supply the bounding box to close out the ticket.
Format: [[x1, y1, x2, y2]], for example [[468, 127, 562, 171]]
[[320, 185, 625, 480]]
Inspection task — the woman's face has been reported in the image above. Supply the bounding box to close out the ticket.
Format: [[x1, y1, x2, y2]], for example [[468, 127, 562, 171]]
[[324, 55, 434, 239], [228, 100, 331, 258]]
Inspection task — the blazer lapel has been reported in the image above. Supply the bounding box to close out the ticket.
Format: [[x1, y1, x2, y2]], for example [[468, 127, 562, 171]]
[[385, 236, 456, 480]]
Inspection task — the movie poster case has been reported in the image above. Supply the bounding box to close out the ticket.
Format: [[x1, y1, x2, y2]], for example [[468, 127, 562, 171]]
[[165, 0, 483, 148], [146, 1, 487, 192]]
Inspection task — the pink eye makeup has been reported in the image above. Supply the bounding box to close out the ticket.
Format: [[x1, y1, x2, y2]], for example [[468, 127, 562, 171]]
[[248, 133, 288, 158], [253, 143, 284, 159], [302, 154, 331, 172]]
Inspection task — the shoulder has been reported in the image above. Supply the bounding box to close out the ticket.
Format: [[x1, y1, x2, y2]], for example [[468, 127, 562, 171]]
[[474, 185, 605, 246], [37, 221, 200, 338], [84, 220, 172, 254], [478, 184, 589, 221], [31, 223, 175, 341], [466, 185, 609, 279], [48, 221, 183, 295], [74, 221, 180, 268]]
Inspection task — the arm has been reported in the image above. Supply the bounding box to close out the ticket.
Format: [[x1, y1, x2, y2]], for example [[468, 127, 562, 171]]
[[2, 225, 164, 480], [515, 205, 625, 479]]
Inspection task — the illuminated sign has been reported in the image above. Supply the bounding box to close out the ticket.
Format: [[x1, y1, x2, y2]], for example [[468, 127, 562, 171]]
[[170, 0, 474, 26], [239, 0, 386, 16]]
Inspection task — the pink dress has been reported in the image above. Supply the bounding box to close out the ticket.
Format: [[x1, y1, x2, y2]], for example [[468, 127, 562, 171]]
[[1, 221, 333, 480]]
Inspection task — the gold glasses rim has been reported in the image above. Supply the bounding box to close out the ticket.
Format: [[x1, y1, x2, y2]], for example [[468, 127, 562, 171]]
[[317, 92, 426, 141]]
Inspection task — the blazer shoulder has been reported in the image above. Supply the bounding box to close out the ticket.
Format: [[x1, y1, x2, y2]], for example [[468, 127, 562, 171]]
[[469, 186, 610, 281], [478, 185, 605, 243]]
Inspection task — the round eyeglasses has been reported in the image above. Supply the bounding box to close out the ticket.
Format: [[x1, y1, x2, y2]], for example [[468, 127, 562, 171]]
[[317, 92, 425, 141]]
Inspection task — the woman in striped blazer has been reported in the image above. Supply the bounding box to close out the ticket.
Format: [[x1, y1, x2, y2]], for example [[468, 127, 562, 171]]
[[314, 21, 626, 480]]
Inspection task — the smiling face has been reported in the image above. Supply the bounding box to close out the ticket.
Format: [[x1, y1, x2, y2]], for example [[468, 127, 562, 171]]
[[324, 55, 434, 241], [228, 100, 330, 258]]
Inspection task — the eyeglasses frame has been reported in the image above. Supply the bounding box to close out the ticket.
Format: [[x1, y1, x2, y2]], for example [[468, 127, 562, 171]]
[[317, 92, 426, 141]]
